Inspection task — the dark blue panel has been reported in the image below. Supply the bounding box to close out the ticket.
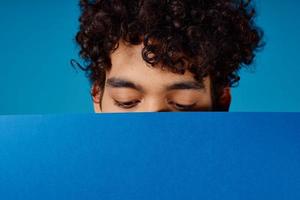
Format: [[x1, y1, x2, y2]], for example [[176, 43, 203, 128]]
[[0, 113, 299, 199]]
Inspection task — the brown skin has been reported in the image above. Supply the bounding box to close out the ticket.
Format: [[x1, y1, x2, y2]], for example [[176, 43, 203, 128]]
[[92, 41, 231, 112]]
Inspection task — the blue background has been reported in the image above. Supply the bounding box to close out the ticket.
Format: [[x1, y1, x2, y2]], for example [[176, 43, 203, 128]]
[[0, 0, 299, 114], [0, 113, 300, 199]]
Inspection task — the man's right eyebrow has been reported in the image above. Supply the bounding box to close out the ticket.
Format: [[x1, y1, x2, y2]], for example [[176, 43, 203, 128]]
[[106, 78, 143, 92]]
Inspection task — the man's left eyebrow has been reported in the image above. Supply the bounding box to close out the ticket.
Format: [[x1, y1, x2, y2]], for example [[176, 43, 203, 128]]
[[166, 81, 205, 91]]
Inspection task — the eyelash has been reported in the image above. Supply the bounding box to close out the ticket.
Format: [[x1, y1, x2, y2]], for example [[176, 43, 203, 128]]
[[113, 99, 197, 111], [113, 100, 140, 109], [168, 101, 197, 111]]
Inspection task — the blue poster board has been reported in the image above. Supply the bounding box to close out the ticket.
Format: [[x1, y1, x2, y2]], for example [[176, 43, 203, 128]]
[[0, 113, 299, 199]]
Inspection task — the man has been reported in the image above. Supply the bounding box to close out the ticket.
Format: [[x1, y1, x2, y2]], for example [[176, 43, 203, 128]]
[[74, 0, 263, 112]]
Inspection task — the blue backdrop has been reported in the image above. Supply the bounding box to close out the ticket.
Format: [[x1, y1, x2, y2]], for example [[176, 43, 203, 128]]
[[0, 0, 299, 114]]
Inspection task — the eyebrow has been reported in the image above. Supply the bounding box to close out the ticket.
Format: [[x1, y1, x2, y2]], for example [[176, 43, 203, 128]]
[[106, 78, 144, 92], [166, 81, 205, 91], [106, 77, 205, 92]]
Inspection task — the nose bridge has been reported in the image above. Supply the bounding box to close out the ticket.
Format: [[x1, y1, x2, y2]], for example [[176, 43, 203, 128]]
[[141, 97, 170, 112]]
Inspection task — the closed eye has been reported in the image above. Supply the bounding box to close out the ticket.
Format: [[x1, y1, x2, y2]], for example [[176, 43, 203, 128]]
[[168, 101, 197, 111], [113, 99, 140, 109]]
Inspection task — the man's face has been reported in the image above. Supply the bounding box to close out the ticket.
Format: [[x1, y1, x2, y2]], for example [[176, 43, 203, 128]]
[[93, 41, 230, 112]]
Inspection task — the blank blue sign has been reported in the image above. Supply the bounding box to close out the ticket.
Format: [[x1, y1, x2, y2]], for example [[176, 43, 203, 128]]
[[0, 113, 299, 199]]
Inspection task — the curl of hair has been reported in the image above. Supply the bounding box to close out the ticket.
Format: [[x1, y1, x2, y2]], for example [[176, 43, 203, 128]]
[[75, 0, 264, 94]]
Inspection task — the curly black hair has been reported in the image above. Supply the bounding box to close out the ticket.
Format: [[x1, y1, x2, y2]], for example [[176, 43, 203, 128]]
[[74, 0, 263, 109]]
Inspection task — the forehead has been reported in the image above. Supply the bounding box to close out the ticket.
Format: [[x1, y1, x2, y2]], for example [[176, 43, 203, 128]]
[[108, 41, 210, 89]]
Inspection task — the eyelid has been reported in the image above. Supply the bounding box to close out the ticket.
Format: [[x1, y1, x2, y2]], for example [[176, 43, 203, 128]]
[[167, 100, 197, 111], [167, 100, 197, 106], [113, 99, 141, 109]]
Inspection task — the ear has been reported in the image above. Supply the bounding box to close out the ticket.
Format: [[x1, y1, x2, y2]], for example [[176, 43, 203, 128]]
[[219, 87, 231, 111], [91, 83, 102, 113]]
